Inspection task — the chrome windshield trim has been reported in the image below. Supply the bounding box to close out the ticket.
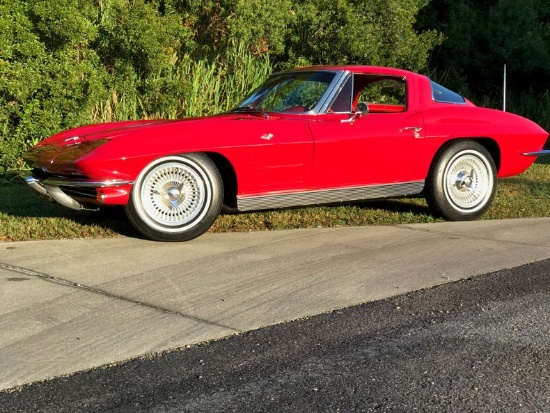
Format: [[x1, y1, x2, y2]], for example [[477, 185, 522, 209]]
[[522, 150, 550, 157], [315, 70, 349, 113]]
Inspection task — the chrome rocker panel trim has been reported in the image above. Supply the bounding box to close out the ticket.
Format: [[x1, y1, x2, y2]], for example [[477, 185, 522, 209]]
[[236, 181, 424, 212], [25, 176, 134, 211]]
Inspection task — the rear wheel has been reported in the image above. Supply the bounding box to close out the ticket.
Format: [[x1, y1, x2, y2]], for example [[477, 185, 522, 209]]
[[425, 141, 497, 221], [125, 153, 223, 241]]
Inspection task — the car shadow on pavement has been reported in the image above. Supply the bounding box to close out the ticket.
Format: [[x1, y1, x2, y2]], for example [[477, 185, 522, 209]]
[[357, 198, 434, 217], [0, 179, 141, 239], [1, 177, 439, 241]]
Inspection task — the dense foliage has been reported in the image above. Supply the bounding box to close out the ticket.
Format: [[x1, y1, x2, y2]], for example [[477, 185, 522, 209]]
[[416, 0, 550, 138], [0, 0, 440, 174], [417, 0, 550, 98], [1, 0, 548, 175]]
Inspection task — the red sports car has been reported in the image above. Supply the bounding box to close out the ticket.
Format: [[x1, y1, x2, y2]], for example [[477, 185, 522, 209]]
[[24, 65, 549, 241]]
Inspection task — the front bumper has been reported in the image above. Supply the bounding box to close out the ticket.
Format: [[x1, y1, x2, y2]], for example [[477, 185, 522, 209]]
[[522, 150, 550, 156], [26, 176, 134, 211]]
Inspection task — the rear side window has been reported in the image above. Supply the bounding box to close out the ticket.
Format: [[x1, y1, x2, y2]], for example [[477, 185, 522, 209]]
[[431, 81, 466, 104]]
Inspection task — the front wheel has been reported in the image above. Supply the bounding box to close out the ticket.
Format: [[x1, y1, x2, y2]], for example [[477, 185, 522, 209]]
[[125, 153, 223, 241], [425, 141, 497, 221]]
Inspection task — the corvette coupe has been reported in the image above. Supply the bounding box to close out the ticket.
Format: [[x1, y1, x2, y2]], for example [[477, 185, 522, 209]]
[[24, 65, 549, 241]]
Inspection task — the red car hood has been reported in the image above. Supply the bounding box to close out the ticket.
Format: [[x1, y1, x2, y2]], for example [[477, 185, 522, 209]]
[[31, 112, 268, 147], [35, 120, 173, 147], [23, 113, 281, 174]]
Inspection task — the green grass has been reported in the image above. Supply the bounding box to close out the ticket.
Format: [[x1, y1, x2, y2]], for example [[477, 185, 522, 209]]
[[1, 162, 550, 242]]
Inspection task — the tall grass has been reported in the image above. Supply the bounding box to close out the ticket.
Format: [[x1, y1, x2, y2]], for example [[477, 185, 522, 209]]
[[479, 90, 550, 137], [506, 91, 550, 134], [92, 42, 272, 122]]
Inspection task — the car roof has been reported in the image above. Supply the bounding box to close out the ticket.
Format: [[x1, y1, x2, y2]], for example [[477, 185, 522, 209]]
[[286, 65, 420, 79]]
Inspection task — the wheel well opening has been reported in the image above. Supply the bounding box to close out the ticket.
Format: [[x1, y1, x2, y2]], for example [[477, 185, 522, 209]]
[[205, 152, 238, 210], [434, 138, 501, 173], [471, 138, 501, 172]]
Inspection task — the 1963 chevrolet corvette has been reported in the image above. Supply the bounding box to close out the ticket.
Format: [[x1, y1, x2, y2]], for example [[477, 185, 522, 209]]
[[24, 65, 550, 241]]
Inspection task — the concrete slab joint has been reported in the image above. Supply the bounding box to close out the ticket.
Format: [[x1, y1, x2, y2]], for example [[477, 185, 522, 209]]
[[1, 217, 550, 391]]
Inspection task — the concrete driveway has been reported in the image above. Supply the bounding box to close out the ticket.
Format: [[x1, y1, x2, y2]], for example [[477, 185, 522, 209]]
[[2, 218, 550, 391]]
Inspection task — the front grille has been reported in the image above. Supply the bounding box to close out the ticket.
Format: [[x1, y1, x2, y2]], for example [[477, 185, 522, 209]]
[[31, 168, 88, 181], [61, 186, 97, 200]]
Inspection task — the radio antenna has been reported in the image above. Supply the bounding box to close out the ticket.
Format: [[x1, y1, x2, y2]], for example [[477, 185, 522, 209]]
[[503, 64, 507, 112]]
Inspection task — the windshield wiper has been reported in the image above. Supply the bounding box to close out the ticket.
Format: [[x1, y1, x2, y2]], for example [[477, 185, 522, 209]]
[[230, 106, 270, 119]]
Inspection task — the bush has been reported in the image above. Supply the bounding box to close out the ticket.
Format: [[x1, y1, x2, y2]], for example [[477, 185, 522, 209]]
[[0, 0, 442, 174], [284, 0, 442, 70], [0, 0, 108, 173]]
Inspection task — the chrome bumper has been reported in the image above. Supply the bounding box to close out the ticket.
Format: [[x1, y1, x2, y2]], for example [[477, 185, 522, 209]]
[[522, 150, 550, 156], [25, 176, 134, 211]]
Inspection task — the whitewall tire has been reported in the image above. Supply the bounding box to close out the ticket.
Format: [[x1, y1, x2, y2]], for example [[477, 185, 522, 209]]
[[125, 153, 223, 241]]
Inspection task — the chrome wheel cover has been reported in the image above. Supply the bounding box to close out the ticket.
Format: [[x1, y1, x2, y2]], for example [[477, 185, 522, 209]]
[[443, 150, 493, 213], [134, 158, 212, 232]]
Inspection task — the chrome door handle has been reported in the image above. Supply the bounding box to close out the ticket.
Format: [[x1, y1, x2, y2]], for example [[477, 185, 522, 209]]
[[400, 126, 423, 139]]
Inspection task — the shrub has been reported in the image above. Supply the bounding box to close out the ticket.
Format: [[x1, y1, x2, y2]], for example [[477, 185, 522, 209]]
[[0, 0, 443, 174]]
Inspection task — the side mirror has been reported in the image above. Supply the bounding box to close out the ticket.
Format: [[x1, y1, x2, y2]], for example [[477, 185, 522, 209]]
[[356, 102, 369, 115], [341, 104, 367, 124]]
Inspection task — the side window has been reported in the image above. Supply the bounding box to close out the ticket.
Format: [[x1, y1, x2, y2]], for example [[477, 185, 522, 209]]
[[355, 76, 406, 113]]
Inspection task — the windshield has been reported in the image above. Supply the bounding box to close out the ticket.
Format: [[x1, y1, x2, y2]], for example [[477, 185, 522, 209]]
[[233, 71, 336, 113]]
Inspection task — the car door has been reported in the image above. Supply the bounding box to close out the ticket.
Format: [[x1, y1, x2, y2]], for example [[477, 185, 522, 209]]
[[308, 74, 426, 190], [223, 116, 315, 196]]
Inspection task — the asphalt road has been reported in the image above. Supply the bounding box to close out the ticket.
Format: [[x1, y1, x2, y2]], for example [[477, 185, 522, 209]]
[[2, 258, 550, 412]]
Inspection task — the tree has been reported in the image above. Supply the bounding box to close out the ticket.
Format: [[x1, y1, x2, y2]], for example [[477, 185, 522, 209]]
[[0, 0, 106, 173], [283, 0, 442, 71], [417, 0, 550, 99], [1, 0, 442, 174]]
